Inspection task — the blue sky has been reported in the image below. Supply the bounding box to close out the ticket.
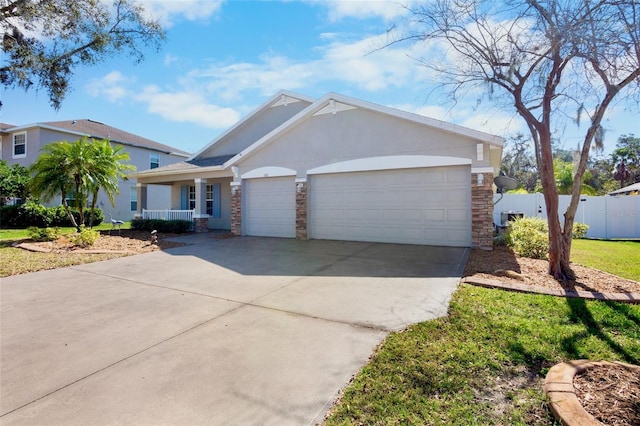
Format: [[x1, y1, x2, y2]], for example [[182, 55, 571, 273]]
[[1, 0, 638, 156]]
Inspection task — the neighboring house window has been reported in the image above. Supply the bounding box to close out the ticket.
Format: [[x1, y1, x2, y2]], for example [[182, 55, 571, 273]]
[[13, 132, 26, 158], [188, 185, 196, 210], [65, 190, 77, 206], [130, 187, 137, 211], [206, 183, 221, 217], [150, 153, 159, 169], [0, 135, 3, 159]]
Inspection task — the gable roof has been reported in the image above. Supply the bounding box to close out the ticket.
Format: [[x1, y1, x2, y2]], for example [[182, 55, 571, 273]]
[[132, 90, 505, 179], [3, 119, 190, 157], [221, 92, 504, 169], [189, 90, 315, 161]]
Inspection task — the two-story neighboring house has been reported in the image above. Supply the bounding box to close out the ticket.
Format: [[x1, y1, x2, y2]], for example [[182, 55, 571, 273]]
[[0, 119, 190, 220]]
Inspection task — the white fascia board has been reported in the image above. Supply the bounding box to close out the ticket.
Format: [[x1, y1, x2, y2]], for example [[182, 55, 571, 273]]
[[188, 90, 316, 161], [307, 156, 472, 175], [324, 92, 505, 147], [241, 166, 297, 179], [130, 165, 226, 179], [7, 123, 87, 138]]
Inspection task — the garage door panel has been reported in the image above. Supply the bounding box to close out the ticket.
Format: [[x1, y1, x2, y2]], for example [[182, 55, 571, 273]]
[[244, 177, 295, 238], [309, 166, 471, 246], [447, 209, 469, 222], [447, 168, 469, 183]]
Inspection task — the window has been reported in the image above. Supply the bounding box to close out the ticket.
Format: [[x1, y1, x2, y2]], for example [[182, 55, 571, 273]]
[[150, 153, 159, 169], [65, 190, 77, 206], [0, 135, 3, 160], [130, 187, 137, 211], [13, 132, 26, 158], [188, 185, 196, 210], [206, 183, 221, 217]]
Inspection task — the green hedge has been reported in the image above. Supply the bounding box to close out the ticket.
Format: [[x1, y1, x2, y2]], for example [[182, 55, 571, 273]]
[[0, 201, 103, 228], [131, 218, 192, 233]]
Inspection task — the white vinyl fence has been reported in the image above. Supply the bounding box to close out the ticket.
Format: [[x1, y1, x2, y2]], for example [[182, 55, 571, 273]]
[[493, 194, 640, 239]]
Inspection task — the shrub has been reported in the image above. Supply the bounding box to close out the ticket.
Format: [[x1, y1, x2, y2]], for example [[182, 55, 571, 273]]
[[28, 226, 61, 242], [504, 217, 549, 259], [0, 204, 20, 228], [572, 222, 589, 239], [70, 227, 100, 247], [0, 202, 103, 228], [131, 218, 192, 233]]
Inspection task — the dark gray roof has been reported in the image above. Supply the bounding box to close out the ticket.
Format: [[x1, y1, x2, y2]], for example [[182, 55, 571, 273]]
[[43, 119, 191, 156], [136, 154, 236, 174]]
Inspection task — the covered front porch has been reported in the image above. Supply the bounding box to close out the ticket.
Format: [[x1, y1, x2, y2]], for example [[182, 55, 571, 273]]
[[134, 168, 234, 232]]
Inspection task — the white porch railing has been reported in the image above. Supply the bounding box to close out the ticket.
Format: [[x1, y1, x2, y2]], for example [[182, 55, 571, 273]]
[[142, 209, 195, 222]]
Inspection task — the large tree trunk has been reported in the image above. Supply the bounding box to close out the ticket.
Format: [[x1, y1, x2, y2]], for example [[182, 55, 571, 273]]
[[538, 129, 575, 281]]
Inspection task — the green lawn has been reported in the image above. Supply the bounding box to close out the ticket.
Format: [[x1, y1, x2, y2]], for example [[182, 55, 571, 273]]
[[325, 240, 640, 425], [571, 239, 640, 281], [0, 222, 135, 277], [0, 222, 132, 241], [325, 285, 639, 425]]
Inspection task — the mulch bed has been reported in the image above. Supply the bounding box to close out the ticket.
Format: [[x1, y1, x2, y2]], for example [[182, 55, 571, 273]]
[[574, 364, 640, 426]]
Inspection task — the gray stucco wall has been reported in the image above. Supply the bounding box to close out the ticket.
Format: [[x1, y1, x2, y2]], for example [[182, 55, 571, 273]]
[[235, 107, 493, 177], [198, 101, 311, 158]]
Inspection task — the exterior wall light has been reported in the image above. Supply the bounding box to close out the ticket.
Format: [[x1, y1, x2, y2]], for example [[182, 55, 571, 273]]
[[477, 174, 484, 186], [296, 183, 304, 193]]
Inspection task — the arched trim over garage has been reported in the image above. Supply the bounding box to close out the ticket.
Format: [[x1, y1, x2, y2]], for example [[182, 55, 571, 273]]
[[242, 166, 296, 179], [307, 155, 472, 176]]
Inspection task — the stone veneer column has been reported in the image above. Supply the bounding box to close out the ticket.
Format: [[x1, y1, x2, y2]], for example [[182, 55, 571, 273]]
[[471, 172, 494, 250], [295, 179, 308, 240], [230, 182, 242, 235]]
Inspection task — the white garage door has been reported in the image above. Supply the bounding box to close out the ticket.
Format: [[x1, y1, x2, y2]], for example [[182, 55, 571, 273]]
[[309, 166, 471, 246], [244, 176, 296, 238]]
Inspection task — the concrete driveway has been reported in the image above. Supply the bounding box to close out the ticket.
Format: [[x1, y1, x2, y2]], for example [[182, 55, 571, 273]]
[[1, 235, 468, 425]]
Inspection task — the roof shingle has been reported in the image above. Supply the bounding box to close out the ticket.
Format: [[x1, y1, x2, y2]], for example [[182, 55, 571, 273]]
[[42, 119, 190, 156]]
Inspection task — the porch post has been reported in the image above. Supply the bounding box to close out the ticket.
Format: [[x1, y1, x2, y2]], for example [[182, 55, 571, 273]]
[[193, 178, 209, 233], [471, 170, 494, 250], [135, 183, 147, 219], [230, 181, 242, 235]]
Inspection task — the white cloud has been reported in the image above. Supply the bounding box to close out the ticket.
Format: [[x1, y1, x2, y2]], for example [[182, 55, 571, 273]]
[[187, 30, 425, 102], [163, 54, 179, 66], [461, 109, 523, 137], [315, 0, 411, 22], [86, 71, 132, 102], [134, 0, 224, 26], [135, 85, 241, 129]]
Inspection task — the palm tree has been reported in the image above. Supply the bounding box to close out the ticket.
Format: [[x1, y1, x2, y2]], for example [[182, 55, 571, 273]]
[[29, 141, 81, 230], [30, 137, 135, 231], [86, 138, 135, 226]]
